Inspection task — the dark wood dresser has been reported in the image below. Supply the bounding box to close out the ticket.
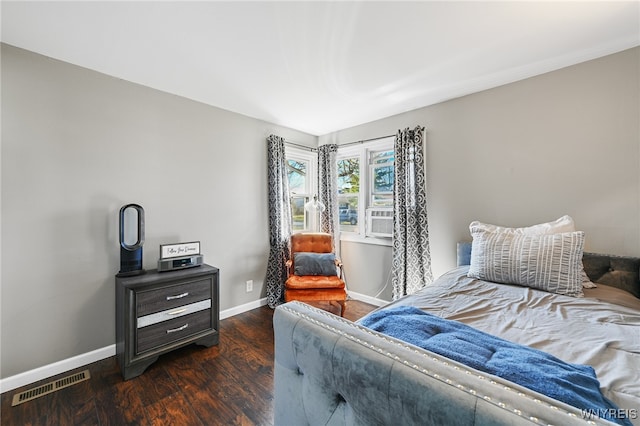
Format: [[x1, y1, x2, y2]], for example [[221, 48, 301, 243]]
[[115, 264, 219, 380]]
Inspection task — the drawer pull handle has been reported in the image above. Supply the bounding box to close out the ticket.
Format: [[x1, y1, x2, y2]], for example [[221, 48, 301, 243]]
[[166, 292, 189, 300], [168, 308, 187, 316], [167, 324, 188, 333]]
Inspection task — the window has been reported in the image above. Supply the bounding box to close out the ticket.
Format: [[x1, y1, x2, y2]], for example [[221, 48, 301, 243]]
[[370, 149, 394, 207], [337, 137, 394, 242], [337, 156, 360, 232], [285, 147, 317, 232]]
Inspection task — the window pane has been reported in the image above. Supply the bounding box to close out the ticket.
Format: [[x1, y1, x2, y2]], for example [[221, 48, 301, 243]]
[[337, 157, 360, 194], [372, 165, 394, 193], [371, 150, 394, 164], [287, 159, 307, 194], [291, 196, 308, 231], [372, 194, 393, 207], [338, 196, 359, 233], [338, 157, 360, 233]]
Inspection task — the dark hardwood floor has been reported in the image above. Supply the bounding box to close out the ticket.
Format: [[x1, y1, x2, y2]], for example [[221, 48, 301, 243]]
[[1, 300, 376, 426]]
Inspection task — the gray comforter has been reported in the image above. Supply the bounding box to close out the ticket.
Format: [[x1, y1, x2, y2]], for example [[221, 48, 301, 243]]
[[378, 266, 640, 423]]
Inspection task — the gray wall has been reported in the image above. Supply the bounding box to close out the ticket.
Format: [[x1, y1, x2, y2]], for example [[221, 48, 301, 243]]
[[0, 44, 316, 378], [2, 43, 638, 379], [326, 47, 639, 299], [341, 240, 394, 301]]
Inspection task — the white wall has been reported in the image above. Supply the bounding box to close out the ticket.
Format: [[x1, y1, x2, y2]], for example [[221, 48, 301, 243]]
[[0, 44, 316, 379], [324, 47, 640, 297]]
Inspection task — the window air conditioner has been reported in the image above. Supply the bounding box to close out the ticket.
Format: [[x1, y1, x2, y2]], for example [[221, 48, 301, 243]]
[[366, 207, 393, 238]]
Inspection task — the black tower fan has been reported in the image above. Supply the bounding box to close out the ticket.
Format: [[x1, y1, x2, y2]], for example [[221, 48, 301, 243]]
[[117, 203, 146, 276]]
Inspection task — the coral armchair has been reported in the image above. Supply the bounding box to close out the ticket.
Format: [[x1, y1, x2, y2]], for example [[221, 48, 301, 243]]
[[285, 232, 347, 316]]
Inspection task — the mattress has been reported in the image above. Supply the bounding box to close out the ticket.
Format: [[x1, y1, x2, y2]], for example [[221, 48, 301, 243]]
[[379, 266, 640, 424]]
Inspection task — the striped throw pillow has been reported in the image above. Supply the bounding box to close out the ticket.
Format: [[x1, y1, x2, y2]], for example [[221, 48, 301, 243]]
[[469, 217, 595, 289], [468, 228, 585, 297]]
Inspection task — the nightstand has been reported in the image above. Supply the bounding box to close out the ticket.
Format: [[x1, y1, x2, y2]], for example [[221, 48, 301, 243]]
[[115, 264, 219, 380]]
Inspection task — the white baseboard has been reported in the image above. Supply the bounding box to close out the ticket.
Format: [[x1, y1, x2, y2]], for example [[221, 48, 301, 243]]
[[0, 345, 116, 394], [347, 291, 389, 307], [0, 297, 269, 394], [220, 297, 268, 319]]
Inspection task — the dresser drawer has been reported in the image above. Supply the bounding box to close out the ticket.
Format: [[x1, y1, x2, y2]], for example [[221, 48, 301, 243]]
[[136, 309, 213, 354], [137, 299, 211, 328], [136, 277, 211, 316]]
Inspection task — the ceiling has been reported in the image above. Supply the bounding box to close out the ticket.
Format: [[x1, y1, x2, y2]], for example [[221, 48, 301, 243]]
[[2, 1, 639, 136]]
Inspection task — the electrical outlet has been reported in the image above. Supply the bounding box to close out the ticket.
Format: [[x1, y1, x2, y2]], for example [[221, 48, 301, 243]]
[[245, 279, 253, 293]]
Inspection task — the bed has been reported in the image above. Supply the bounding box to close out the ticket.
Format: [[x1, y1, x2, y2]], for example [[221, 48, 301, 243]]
[[273, 218, 640, 426]]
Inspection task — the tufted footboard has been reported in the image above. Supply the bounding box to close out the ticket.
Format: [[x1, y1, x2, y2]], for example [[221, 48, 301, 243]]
[[273, 301, 617, 426]]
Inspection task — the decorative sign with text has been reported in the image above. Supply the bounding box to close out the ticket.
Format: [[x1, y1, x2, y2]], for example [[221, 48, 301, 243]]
[[159, 241, 201, 259]]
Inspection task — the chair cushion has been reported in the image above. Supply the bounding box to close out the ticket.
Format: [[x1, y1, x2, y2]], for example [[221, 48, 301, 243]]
[[293, 252, 337, 276], [285, 275, 345, 289], [284, 288, 347, 302]]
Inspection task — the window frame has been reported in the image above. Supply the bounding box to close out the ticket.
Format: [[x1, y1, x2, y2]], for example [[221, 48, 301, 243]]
[[368, 148, 394, 208], [285, 146, 318, 233], [337, 137, 394, 246]]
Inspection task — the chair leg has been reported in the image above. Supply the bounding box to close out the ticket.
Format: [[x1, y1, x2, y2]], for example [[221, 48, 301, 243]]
[[326, 300, 346, 317]]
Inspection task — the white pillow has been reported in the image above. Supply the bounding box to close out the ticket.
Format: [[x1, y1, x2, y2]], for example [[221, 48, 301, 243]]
[[469, 216, 596, 288], [468, 229, 585, 297], [469, 215, 575, 235]]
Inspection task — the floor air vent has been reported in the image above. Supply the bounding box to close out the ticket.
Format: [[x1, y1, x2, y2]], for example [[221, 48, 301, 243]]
[[11, 369, 91, 406]]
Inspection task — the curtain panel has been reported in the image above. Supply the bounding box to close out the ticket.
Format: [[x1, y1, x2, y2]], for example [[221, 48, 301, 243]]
[[391, 126, 433, 299], [265, 135, 292, 308], [317, 144, 339, 252]]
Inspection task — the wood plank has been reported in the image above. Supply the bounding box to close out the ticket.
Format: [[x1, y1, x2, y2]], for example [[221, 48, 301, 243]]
[[145, 393, 203, 426], [94, 379, 151, 425]]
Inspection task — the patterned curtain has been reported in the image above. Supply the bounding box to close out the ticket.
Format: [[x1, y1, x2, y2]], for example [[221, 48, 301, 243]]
[[391, 126, 433, 299], [265, 135, 292, 308], [318, 144, 339, 252]]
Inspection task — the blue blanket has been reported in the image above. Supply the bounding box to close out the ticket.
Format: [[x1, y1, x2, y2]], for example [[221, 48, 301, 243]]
[[359, 306, 631, 426]]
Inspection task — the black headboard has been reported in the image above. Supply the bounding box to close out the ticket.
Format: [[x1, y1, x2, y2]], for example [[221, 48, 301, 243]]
[[456, 242, 640, 299]]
